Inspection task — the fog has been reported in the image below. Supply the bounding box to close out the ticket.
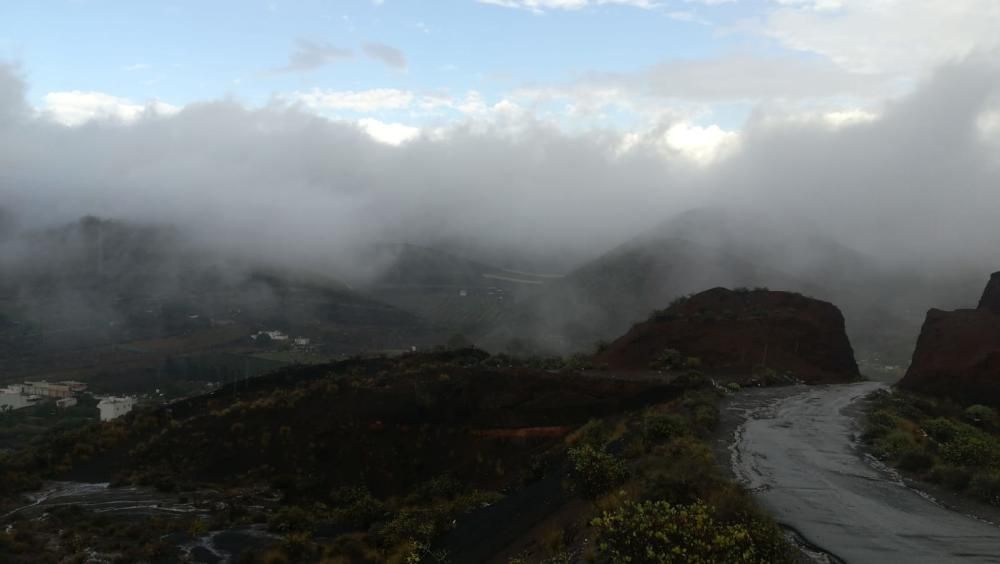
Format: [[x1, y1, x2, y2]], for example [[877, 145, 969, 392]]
[[1, 59, 999, 282]]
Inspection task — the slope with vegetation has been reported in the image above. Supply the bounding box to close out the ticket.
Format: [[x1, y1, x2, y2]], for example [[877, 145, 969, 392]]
[[0, 345, 797, 563]]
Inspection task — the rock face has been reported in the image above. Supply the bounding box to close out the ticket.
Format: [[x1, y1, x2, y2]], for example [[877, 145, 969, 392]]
[[900, 272, 1000, 405], [978, 271, 1000, 314], [595, 287, 860, 384]]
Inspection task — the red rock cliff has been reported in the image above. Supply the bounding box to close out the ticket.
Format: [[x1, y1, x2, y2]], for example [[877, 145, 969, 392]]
[[899, 272, 1000, 406], [595, 287, 860, 384]]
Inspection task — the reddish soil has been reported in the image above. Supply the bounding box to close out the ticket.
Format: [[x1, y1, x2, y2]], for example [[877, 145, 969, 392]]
[[899, 272, 1000, 405], [595, 287, 860, 384]]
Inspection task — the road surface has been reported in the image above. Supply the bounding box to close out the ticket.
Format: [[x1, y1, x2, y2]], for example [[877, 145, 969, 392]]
[[729, 382, 1000, 564]]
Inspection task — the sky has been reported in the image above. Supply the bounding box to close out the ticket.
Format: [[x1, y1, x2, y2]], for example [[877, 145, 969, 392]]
[[4, 0, 998, 151], [2, 1, 1000, 273]]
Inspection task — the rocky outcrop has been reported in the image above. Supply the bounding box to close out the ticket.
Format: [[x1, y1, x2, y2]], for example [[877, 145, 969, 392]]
[[595, 287, 860, 384], [899, 272, 1000, 405], [978, 271, 1000, 314]]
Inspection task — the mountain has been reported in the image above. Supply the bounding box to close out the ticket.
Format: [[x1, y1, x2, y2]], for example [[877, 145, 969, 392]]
[[360, 243, 557, 336], [898, 271, 1000, 406], [0, 216, 434, 385], [596, 287, 861, 384], [475, 206, 984, 371]]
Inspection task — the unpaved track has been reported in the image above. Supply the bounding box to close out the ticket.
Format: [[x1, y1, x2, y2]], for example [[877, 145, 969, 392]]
[[730, 382, 1000, 564]]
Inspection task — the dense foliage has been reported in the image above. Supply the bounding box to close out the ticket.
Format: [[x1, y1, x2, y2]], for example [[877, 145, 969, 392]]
[[592, 500, 784, 564], [863, 389, 1000, 506]]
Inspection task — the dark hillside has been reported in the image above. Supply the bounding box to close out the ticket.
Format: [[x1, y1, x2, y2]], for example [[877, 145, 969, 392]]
[[596, 287, 860, 383]]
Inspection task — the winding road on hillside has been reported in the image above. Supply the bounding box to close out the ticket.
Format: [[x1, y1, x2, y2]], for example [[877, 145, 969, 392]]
[[729, 382, 1000, 564]]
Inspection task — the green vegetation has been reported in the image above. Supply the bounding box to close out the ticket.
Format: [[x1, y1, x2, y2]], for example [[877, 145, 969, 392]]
[[863, 389, 1000, 506], [592, 500, 783, 564], [0, 350, 792, 562], [567, 445, 628, 497]]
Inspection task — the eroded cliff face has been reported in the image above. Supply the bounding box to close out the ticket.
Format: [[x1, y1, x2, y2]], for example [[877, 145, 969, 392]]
[[596, 287, 860, 384], [977, 271, 1000, 314], [900, 272, 1000, 406]]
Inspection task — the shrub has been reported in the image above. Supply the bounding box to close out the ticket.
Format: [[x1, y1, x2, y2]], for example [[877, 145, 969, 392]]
[[649, 349, 684, 371], [643, 414, 688, 444], [965, 405, 998, 428], [873, 429, 917, 459], [923, 417, 969, 443], [567, 445, 628, 498], [330, 487, 386, 529], [896, 448, 934, 473], [969, 471, 1000, 506], [938, 433, 1000, 468], [928, 464, 973, 490], [591, 500, 786, 564]]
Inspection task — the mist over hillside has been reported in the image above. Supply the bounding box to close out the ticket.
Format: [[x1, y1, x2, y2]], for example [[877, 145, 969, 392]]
[[1, 61, 1000, 368]]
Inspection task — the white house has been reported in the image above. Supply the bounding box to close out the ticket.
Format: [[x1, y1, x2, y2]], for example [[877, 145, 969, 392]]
[[56, 397, 78, 409], [97, 397, 136, 422], [0, 387, 38, 412]]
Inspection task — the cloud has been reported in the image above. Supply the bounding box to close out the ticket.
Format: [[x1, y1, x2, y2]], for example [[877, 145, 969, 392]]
[[586, 54, 888, 102], [269, 39, 352, 74], [362, 43, 408, 70], [761, 0, 1000, 75], [357, 118, 420, 145], [287, 88, 415, 113], [477, 0, 659, 13], [41, 91, 180, 126], [2, 60, 1000, 282]]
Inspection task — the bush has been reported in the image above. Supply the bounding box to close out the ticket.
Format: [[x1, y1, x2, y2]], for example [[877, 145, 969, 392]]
[[649, 349, 684, 371], [873, 429, 917, 459], [896, 448, 935, 473], [965, 405, 998, 428], [643, 414, 688, 444], [939, 433, 1000, 468], [969, 471, 1000, 506], [591, 500, 788, 564], [330, 487, 386, 529], [567, 445, 628, 498], [928, 464, 973, 490], [923, 417, 970, 443]]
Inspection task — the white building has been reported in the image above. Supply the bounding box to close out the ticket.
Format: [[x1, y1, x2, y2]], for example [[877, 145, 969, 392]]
[[0, 387, 38, 412], [251, 330, 290, 342], [97, 397, 136, 422], [56, 397, 78, 409], [23, 381, 74, 398]]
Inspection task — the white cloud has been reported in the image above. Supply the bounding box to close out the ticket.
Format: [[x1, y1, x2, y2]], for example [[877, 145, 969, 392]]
[[763, 0, 1000, 75], [477, 0, 658, 13], [289, 88, 414, 112], [357, 118, 420, 145], [41, 91, 179, 126], [661, 122, 739, 164]]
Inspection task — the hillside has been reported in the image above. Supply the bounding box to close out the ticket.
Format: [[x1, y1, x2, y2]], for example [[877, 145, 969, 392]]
[[477, 206, 982, 372], [0, 349, 793, 563], [0, 216, 435, 388], [596, 287, 861, 383], [898, 271, 1000, 406], [361, 243, 557, 336]]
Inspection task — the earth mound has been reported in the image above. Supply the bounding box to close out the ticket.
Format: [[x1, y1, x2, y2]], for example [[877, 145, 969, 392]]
[[595, 287, 860, 384], [899, 271, 1000, 405]]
